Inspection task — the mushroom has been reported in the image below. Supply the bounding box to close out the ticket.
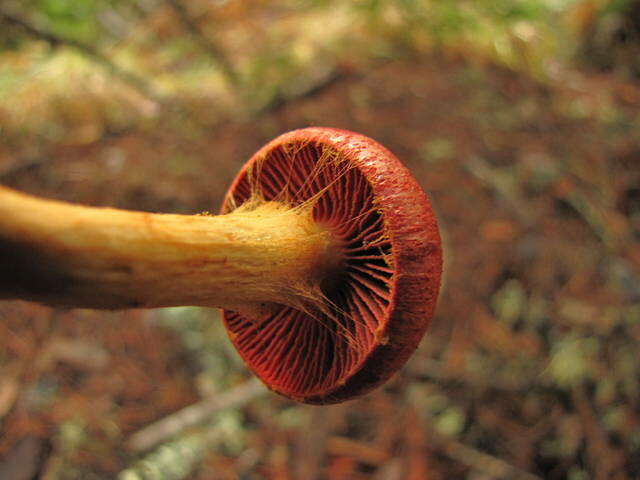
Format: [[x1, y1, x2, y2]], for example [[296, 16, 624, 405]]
[[0, 127, 442, 404]]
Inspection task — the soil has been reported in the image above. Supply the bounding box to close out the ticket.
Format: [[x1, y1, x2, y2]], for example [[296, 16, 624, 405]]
[[1, 55, 639, 478]]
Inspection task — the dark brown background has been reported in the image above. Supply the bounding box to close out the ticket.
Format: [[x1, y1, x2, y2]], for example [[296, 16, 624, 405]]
[[1, 1, 639, 478]]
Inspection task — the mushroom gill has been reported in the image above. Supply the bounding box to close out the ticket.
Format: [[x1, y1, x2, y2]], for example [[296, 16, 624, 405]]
[[222, 134, 396, 402]]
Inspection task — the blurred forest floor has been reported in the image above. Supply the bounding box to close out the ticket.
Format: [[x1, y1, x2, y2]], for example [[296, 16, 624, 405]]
[[0, 1, 639, 479]]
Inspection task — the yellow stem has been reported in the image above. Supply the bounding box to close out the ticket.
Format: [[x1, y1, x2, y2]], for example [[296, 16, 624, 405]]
[[0, 186, 338, 314]]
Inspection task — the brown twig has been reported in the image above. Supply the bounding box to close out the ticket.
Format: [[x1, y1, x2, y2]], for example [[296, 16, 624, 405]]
[[165, 0, 238, 86], [257, 67, 346, 116], [409, 355, 543, 392], [0, 10, 163, 105], [429, 430, 543, 480], [0, 436, 47, 480], [464, 155, 534, 227], [326, 436, 389, 466], [294, 406, 347, 480], [572, 386, 626, 480], [126, 378, 265, 452], [0, 127, 133, 181]]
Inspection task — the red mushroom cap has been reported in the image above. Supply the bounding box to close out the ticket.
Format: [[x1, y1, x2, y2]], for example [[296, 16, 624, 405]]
[[221, 127, 442, 404]]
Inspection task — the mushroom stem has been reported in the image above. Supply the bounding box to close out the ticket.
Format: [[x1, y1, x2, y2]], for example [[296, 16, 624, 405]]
[[0, 185, 338, 313]]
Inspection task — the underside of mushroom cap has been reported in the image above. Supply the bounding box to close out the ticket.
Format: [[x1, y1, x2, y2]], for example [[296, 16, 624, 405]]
[[221, 127, 442, 404]]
